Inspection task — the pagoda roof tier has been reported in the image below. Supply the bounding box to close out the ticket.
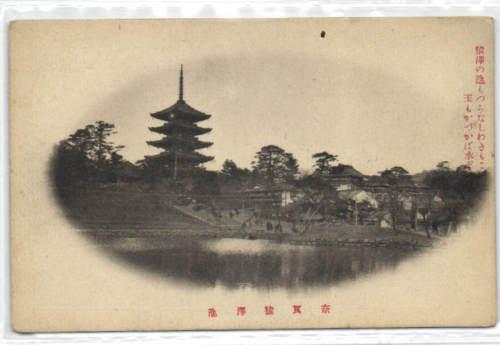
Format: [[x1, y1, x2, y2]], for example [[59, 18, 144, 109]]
[[151, 99, 211, 123], [147, 136, 213, 150], [145, 151, 214, 164], [149, 122, 212, 136]]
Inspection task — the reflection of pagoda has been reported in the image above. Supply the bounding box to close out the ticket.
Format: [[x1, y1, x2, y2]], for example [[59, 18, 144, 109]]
[[146, 65, 214, 179]]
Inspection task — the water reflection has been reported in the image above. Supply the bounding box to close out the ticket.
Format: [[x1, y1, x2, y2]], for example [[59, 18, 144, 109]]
[[99, 236, 422, 290]]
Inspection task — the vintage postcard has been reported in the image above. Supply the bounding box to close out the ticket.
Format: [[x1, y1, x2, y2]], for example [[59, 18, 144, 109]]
[[10, 18, 496, 332]]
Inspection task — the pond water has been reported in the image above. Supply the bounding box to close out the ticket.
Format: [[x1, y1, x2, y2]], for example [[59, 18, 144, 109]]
[[103, 236, 422, 290]]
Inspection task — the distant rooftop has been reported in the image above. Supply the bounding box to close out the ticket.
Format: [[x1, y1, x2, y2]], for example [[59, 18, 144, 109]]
[[330, 164, 364, 178]]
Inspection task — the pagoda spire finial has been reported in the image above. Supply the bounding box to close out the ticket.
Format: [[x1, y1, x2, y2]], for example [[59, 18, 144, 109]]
[[179, 64, 184, 100]]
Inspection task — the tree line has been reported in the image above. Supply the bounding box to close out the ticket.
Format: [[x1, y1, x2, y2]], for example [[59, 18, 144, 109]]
[[52, 121, 488, 224]]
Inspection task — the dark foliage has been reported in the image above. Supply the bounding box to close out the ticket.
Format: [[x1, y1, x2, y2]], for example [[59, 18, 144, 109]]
[[252, 145, 299, 185], [51, 121, 128, 198], [312, 151, 338, 177], [422, 164, 488, 209]]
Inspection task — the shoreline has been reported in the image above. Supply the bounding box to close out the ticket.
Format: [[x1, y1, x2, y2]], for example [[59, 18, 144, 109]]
[[78, 224, 438, 249]]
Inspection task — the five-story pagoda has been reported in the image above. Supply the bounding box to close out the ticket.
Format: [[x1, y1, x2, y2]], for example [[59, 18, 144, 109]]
[[146, 65, 214, 180]]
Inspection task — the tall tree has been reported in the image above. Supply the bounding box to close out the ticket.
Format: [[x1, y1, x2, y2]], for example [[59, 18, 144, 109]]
[[91, 121, 124, 168], [252, 145, 298, 184], [312, 151, 338, 177], [64, 121, 124, 168], [54, 121, 125, 189], [379, 166, 410, 231]]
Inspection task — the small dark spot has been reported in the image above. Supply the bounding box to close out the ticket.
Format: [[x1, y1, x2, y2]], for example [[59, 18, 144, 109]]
[[320, 30, 326, 38]]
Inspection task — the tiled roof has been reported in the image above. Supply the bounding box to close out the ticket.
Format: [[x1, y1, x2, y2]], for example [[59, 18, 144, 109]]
[[330, 164, 364, 178], [151, 99, 211, 122]]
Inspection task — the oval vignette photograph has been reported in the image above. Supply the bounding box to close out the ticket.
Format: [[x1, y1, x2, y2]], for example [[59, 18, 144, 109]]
[[9, 18, 496, 332]]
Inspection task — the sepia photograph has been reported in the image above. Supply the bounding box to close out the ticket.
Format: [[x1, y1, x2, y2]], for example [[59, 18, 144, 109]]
[[9, 18, 496, 331], [51, 63, 488, 290]]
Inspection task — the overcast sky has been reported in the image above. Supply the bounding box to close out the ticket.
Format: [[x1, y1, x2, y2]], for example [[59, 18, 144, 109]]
[[14, 18, 492, 175]]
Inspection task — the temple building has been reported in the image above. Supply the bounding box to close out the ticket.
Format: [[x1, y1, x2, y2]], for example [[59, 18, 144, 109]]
[[326, 164, 364, 191], [145, 65, 214, 179]]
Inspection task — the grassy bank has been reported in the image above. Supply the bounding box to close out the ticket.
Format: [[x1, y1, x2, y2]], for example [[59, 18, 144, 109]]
[[82, 223, 437, 249], [61, 188, 437, 248]]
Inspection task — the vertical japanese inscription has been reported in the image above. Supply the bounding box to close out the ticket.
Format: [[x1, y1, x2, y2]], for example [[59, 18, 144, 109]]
[[464, 45, 487, 171]]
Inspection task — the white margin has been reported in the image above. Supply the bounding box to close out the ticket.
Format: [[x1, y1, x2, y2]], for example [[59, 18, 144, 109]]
[[1, 1, 500, 344]]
